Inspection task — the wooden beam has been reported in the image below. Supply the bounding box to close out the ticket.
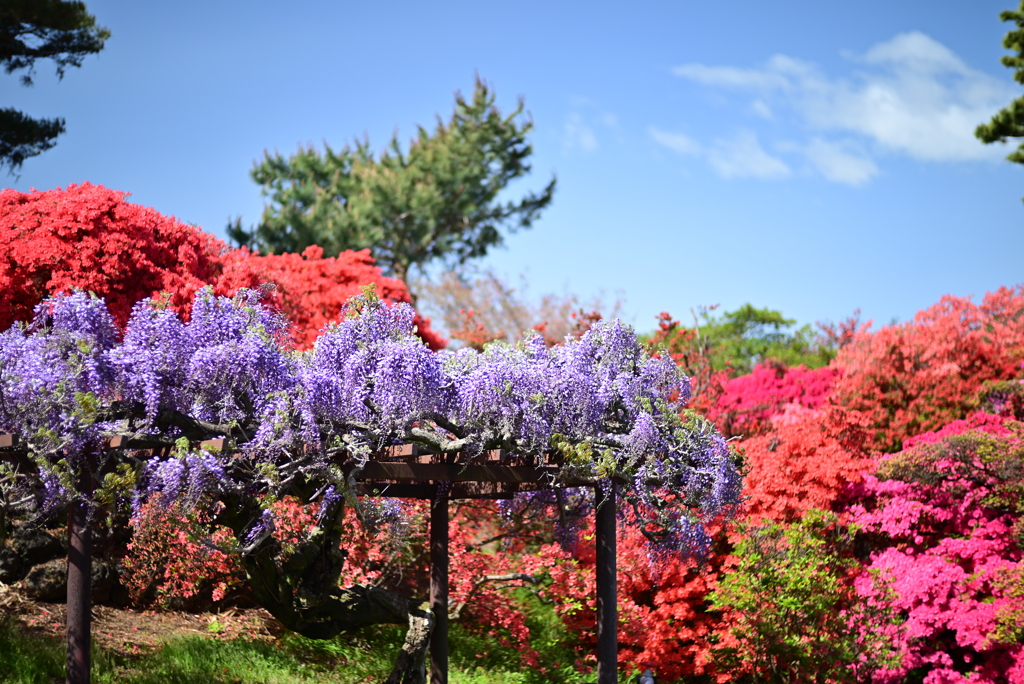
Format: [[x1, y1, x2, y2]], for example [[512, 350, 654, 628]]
[[350, 462, 560, 484], [382, 443, 429, 459], [200, 438, 232, 452], [358, 481, 519, 499]]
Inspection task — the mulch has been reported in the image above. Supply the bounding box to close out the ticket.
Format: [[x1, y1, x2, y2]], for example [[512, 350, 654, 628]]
[[0, 582, 283, 657]]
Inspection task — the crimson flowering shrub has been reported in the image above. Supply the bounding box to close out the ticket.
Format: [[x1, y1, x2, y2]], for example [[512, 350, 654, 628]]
[[850, 415, 1024, 683], [0, 183, 223, 329], [121, 492, 567, 666], [830, 287, 1024, 453], [534, 516, 731, 682], [741, 404, 872, 524], [122, 494, 423, 609], [444, 503, 545, 665], [705, 362, 841, 440], [0, 184, 445, 348], [122, 501, 242, 608], [216, 245, 445, 350]]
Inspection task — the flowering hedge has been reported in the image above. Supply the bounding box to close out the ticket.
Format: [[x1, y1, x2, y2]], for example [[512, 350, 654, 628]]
[[532, 287, 1024, 683], [851, 416, 1024, 683], [830, 287, 1024, 453]]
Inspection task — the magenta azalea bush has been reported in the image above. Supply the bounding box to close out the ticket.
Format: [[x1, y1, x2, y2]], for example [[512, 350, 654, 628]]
[[850, 416, 1024, 683]]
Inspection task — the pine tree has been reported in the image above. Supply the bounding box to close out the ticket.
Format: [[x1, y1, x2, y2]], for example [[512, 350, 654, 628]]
[[0, 0, 109, 173], [976, 1, 1024, 200], [231, 78, 556, 299]]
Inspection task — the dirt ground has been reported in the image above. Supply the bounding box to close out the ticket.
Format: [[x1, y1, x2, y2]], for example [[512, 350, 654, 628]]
[[0, 582, 282, 656]]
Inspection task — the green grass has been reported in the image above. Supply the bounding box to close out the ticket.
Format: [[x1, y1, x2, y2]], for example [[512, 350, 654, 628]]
[[0, 614, 597, 684], [0, 617, 66, 684], [98, 637, 368, 684]]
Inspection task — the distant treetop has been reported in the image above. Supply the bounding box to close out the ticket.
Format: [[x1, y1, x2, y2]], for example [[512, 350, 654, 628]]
[[230, 77, 556, 300]]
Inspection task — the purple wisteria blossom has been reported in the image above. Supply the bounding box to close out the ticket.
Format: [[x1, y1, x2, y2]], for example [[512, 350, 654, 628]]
[[301, 297, 449, 438], [0, 287, 741, 558], [107, 301, 190, 421], [0, 293, 120, 513]]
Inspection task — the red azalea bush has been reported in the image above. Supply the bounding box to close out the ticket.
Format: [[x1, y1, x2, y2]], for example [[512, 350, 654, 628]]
[[740, 404, 872, 524], [0, 183, 224, 329], [537, 519, 732, 682], [123, 496, 416, 610], [122, 501, 244, 609], [216, 245, 446, 350], [830, 287, 1024, 453], [445, 504, 542, 665], [0, 183, 445, 348]]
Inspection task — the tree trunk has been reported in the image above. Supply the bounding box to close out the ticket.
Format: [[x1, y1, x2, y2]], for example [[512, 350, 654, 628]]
[[384, 600, 434, 684], [391, 261, 417, 307]]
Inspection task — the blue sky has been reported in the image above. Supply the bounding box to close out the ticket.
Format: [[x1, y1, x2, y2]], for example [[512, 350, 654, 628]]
[[5, 0, 1022, 334]]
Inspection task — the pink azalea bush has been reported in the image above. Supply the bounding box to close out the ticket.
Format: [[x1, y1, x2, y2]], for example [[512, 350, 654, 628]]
[[851, 415, 1024, 683]]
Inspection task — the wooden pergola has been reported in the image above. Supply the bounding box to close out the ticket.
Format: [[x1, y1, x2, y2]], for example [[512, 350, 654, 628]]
[[0, 437, 622, 684], [353, 444, 620, 684]]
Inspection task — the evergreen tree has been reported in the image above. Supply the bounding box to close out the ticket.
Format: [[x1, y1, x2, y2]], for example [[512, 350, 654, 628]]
[[0, 0, 109, 173], [231, 78, 556, 297], [976, 1, 1024, 200], [689, 303, 834, 374]]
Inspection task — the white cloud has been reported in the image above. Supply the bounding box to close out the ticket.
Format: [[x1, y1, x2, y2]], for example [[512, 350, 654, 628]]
[[562, 105, 620, 153], [563, 112, 597, 152], [752, 100, 773, 119], [707, 131, 791, 179], [648, 126, 702, 155], [861, 31, 969, 75], [671, 62, 791, 90], [650, 127, 790, 180], [670, 31, 1015, 172], [802, 138, 878, 186]]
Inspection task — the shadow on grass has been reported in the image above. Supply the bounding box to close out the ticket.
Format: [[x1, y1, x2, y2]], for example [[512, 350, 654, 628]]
[[0, 617, 66, 684]]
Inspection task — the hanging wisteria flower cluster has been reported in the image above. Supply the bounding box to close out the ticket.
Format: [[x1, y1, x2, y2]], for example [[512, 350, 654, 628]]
[[0, 287, 741, 557]]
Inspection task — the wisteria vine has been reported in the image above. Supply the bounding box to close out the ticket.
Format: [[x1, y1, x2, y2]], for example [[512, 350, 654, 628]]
[[0, 287, 742, 558]]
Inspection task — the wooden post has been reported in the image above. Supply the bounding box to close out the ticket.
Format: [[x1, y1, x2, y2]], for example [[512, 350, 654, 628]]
[[66, 492, 91, 684], [595, 482, 617, 684], [429, 489, 449, 684]]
